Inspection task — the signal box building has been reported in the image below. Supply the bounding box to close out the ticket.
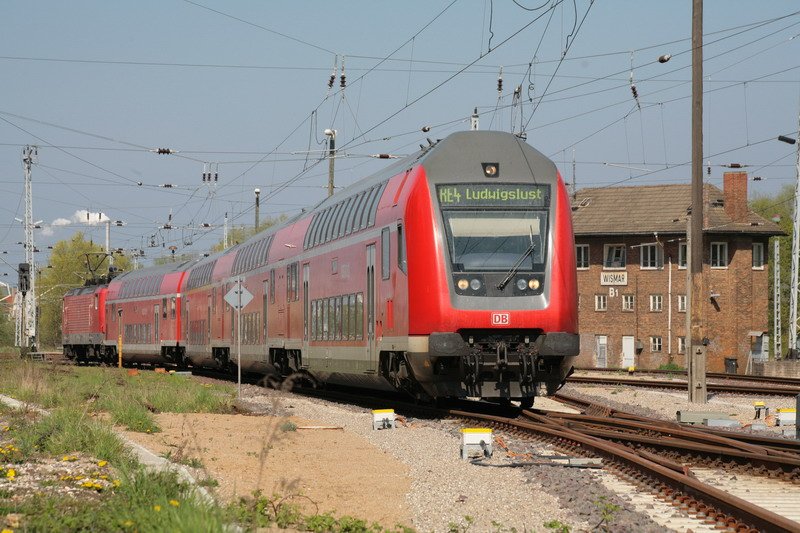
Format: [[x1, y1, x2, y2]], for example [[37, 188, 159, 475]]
[[571, 172, 783, 373]]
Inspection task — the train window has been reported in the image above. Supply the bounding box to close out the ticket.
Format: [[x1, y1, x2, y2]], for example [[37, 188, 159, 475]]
[[337, 196, 354, 237], [322, 299, 329, 340], [317, 207, 333, 245], [397, 223, 407, 273], [304, 214, 317, 249], [346, 192, 363, 235], [111, 303, 116, 321], [269, 270, 275, 304], [367, 182, 386, 227], [162, 298, 167, 319], [358, 187, 375, 229], [347, 294, 356, 340], [327, 202, 343, 242], [333, 297, 341, 341], [171, 297, 176, 319], [441, 210, 547, 272], [342, 295, 350, 341], [314, 208, 329, 246], [381, 228, 391, 280], [327, 298, 335, 341], [311, 301, 317, 340], [355, 293, 364, 340]]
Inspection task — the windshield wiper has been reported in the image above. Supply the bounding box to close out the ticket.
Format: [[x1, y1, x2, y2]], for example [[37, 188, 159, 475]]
[[497, 227, 537, 291]]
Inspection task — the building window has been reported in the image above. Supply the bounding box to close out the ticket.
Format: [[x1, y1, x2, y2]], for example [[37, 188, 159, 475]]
[[640, 244, 662, 269], [603, 244, 626, 269], [752, 242, 765, 269], [678, 242, 687, 269], [576, 244, 589, 269], [677, 336, 686, 354], [650, 336, 662, 352], [622, 294, 635, 311], [711, 242, 728, 268], [677, 294, 687, 312], [595, 294, 607, 311], [649, 294, 663, 312]]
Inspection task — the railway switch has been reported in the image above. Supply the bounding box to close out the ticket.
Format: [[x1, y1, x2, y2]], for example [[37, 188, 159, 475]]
[[372, 409, 396, 430], [460, 428, 493, 460]]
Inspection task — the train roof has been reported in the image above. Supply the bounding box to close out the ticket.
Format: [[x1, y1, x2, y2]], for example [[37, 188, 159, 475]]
[[64, 284, 107, 297]]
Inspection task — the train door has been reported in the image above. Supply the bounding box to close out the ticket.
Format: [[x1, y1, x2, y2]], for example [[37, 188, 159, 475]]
[[366, 244, 376, 370], [302, 263, 310, 356], [154, 305, 160, 346], [268, 280, 269, 342]]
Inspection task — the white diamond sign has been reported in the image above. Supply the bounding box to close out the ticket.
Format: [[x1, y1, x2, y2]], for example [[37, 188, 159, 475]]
[[225, 283, 253, 310]]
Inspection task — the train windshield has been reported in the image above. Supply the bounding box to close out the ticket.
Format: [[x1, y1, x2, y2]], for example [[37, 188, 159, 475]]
[[441, 210, 547, 272]]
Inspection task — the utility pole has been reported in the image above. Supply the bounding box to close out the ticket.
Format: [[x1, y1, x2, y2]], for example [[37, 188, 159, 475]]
[[254, 188, 261, 231], [775, 239, 782, 359], [325, 129, 336, 197], [223, 212, 229, 249], [786, 107, 800, 357], [19, 146, 38, 351], [688, 0, 707, 403]]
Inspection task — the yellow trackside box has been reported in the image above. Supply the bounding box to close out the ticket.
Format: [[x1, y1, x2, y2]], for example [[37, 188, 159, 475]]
[[372, 409, 395, 430], [776, 408, 796, 426], [461, 428, 493, 460]]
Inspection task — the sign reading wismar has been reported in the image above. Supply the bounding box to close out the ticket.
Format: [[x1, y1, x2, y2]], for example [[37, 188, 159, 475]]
[[600, 272, 628, 286], [437, 184, 549, 207]]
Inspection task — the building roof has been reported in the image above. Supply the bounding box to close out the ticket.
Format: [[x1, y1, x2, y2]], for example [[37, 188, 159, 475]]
[[571, 183, 784, 237]]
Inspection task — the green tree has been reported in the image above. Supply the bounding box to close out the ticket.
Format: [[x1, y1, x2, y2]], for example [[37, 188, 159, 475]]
[[0, 306, 14, 348], [750, 184, 793, 357], [36, 232, 131, 348]]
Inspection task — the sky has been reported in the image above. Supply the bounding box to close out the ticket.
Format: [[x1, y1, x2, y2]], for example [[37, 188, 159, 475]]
[[1, 1, 799, 284]]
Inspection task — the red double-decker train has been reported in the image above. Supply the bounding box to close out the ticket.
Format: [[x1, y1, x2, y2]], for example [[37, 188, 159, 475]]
[[62, 131, 579, 405]]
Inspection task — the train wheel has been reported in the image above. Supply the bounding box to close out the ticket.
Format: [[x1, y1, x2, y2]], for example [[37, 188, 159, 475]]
[[518, 397, 534, 409]]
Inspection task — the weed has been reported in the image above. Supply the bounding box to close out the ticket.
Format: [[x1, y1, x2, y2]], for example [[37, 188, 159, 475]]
[[593, 496, 620, 532], [182, 457, 204, 469], [448, 515, 474, 533], [197, 477, 219, 488], [543, 519, 571, 532], [491, 520, 518, 533], [280, 420, 298, 432]]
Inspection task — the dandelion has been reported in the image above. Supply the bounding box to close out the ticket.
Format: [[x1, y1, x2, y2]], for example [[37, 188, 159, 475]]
[[112, 479, 121, 488], [153, 505, 161, 512], [122, 520, 134, 527], [2, 425, 9, 431], [169, 499, 180, 507], [7, 469, 16, 480], [61, 455, 77, 462], [98, 460, 108, 467], [2, 528, 13, 533]]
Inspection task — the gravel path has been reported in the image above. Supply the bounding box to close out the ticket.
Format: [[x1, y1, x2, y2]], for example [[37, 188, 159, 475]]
[[240, 385, 589, 532]]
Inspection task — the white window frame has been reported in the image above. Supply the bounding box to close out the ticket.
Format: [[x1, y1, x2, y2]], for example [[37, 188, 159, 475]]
[[622, 294, 635, 312], [677, 336, 686, 354], [678, 242, 687, 269], [603, 244, 626, 270], [677, 294, 687, 313], [752, 242, 765, 270], [711, 241, 728, 269], [650, 336, 662, 352], [640, 244, 662, 269], [595, 294, 608, 311], [649, 294, 663, 312], [576, 244, 590, 270]]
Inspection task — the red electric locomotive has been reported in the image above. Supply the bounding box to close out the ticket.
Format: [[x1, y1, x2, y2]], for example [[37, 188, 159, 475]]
[[63, 131, 578, 405], [62, 284, 108, 363]]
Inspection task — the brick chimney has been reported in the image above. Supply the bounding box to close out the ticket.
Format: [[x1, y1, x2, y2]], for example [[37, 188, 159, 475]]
[[723, 171, 748, 222]]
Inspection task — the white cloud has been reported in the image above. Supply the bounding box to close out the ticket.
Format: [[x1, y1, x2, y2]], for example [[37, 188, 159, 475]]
[[40, 226, 54, 237], [52, 218, 71, 227]]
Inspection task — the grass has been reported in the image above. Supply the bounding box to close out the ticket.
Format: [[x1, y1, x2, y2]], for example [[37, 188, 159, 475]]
[[0, 359, 235, 432]]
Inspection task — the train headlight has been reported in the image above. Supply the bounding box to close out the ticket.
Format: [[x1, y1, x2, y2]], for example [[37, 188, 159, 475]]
[[457, 279, 469, 290], [470, 279, 482, 291], [529, 279, 540, 290], [516, 279, 527, 291]]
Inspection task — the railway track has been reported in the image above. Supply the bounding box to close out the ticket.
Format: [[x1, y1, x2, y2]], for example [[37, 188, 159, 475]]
[[566, 373, 800, 396], [575, 366, 800, 387]]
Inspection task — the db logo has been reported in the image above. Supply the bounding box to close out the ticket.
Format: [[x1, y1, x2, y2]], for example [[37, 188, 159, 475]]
[[491, 312, 510, 325]]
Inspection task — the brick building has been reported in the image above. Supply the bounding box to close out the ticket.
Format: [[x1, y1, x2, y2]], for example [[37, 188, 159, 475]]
[[571, 172, 783, 373]]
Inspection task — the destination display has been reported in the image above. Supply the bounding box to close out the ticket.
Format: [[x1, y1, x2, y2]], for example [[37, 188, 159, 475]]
[[437, 184, 549, 207]]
